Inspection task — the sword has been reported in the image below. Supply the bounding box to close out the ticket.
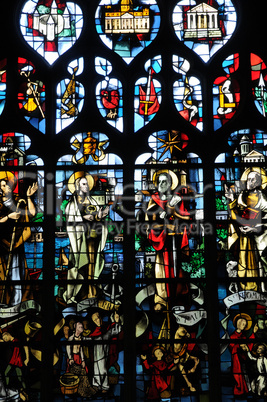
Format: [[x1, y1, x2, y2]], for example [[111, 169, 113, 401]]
[[0, 314, 27, 333]]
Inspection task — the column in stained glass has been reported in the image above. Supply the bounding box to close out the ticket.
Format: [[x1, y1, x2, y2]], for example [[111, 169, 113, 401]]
[[215, 129, 267, 400], [53, 132, 124, 400], [135, 130, 208, 400], [0, 132, 44, 401]]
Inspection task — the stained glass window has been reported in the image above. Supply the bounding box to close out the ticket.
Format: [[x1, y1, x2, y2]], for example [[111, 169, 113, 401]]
[[0, 1, 266, 401]]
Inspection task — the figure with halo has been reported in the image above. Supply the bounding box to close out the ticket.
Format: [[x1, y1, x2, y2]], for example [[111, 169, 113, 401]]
[[225, 167, 267, 292], [145, 169, 191, 311], [63, 172, 109, 304]]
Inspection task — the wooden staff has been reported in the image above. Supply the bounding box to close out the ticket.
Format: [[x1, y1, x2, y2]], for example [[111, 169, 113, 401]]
[[20, 71, 45, 119], [1, 199, 26, 304]]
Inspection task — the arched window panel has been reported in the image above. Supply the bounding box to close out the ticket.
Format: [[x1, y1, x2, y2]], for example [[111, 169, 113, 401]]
[[213, 53, 240, 130], [251, 53, 267, 118], [56, 58, 84, 134], [173, 55, 203, 131], [20, 0, 83, 65], [95, 0, 161, 64], [215, 129, 267, 399], [95, 57, 123, 132], [172, 0, 237, 63], [54, 131, 124, 398], [134, 130, 207, 399], [18, 58, 46, 134], [134, 56, 161, 132], [0, 59, 7, 116], [0, 131, 44, 400], [54, 173, 124, 397]]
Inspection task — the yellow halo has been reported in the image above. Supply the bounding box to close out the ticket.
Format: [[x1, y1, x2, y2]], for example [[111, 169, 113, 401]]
[[0, 171, 17, 190], [67, 172, 94, 194], [152, 169, 179, 191], [232, 313, 252, 331], [240, 167, 267, 189]]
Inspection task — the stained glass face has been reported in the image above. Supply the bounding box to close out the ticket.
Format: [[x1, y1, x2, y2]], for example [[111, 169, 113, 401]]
[[95, 0, 161, 64], [215, 129, 267, 400], [173, 0, 237, 63], [135, 130, 207, 399], [20, 0, 83, 65]]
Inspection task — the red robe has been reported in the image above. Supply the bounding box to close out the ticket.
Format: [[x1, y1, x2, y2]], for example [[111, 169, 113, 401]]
[[229, 330, 255, 396], [9, 338, 23, 367], [143, 359, 174, 399], [147, 192, 190, 307]]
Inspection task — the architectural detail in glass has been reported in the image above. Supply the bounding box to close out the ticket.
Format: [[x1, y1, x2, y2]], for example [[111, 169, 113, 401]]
[[54, 132, 124, 398], [95, 0, 160, 64], [172, 0, 237, 62], [135, 130, 207, 399], [215, 129, 267, 399], [0, 133, 43, 400]]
